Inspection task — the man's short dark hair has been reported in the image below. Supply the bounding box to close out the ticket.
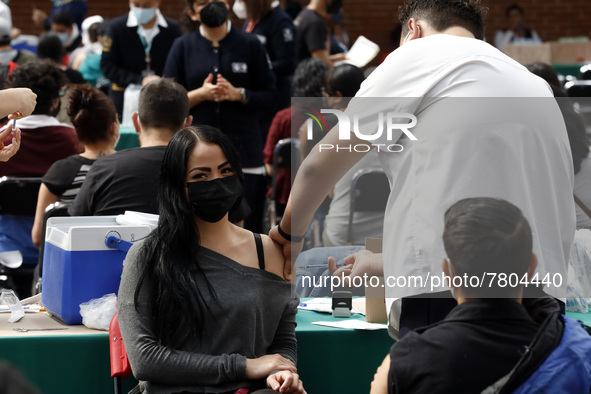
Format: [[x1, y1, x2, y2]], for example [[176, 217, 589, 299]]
[[506, 3, 524, 17], [88, 22, 103, 43], [138, 78, 189, 133], [51, 11, 74, 28], [37, 33, 65, 63], [8, 60, 68, 115], [442, 197, 532, 297], [399, 0, 486, 40]]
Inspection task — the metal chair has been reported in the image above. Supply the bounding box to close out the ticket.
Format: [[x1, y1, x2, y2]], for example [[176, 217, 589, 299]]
[[263, 138, 301, 233], [0, 177, 42, 298], [347, 169, 390, 245]]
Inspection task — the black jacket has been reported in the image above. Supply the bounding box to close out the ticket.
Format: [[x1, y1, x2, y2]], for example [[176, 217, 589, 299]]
[[100, 14, 181, 89]]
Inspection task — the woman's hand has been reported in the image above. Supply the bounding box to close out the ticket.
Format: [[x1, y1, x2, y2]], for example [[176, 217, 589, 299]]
[[199, 73, 220, 101], [215, 74, 242, 102], [267, 371, 307, 394], [246, 354, 296, 379]]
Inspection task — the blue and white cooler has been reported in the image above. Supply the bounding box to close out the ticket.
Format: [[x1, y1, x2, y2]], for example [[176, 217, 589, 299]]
[[41, 213, 156, 324]]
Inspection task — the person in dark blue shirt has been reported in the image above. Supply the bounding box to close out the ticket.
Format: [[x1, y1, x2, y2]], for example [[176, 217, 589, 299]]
[[164, 0, 277, 233], [238, 0, 296, 112]]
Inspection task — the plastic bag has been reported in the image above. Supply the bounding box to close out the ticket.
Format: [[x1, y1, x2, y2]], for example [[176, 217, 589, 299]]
[[122, 84, 141, 126], [566, 263, 589, 313], [79, 293, 117, 330]]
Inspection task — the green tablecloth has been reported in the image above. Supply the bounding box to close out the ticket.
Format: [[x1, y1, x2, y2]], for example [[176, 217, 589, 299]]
[[115, 125, 140, 151], [567, 311, 591, 326], [552, 63, 583, 78], [0, 307, 393, 394], [296, 308, 394, 394]]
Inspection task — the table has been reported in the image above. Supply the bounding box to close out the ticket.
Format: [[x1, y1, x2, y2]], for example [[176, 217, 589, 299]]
[[0, 307, 393, 394], [115, 125, 140, 151]]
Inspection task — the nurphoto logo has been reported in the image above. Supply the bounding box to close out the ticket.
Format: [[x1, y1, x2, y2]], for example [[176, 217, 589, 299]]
[[304, 108, 418, 153]]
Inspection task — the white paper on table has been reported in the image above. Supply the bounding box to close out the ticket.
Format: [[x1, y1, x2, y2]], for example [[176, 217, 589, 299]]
[[312, 320, 388, 330], [337, 35, 380, 68], [298, 298, 363, 314]]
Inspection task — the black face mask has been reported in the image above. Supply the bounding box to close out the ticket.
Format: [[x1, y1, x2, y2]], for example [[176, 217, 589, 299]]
[[200, 1, 228, 28], [187, 175, 242, 223]]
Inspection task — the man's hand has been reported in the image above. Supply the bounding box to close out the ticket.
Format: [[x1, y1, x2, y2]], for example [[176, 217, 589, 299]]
[[370, 354, 391, 394], [246, 354, 296, 380], [0, 124, 21, 162], [267, 371, 307, 394], [328, 250, 383, 285], [269, 225, 304, 281]]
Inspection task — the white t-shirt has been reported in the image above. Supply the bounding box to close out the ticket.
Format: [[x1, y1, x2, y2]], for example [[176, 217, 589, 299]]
[[345, 34, 574, 300]]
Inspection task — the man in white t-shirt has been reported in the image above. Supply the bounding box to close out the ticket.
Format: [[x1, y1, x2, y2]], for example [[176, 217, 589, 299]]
[[271, 0, 574, 338]]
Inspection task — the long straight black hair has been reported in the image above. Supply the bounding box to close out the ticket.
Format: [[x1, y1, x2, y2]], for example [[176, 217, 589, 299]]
[[134, 125, 245, 343]]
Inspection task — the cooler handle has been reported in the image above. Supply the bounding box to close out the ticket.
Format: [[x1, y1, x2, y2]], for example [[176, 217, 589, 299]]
[[105, 232, 133, 253]]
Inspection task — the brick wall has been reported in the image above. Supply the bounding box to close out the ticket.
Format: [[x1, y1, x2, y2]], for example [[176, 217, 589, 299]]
[[10, 0, 591, 60]]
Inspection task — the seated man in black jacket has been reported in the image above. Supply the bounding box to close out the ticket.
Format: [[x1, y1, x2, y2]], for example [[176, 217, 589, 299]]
[[370, 197, 591, 394], [68, 78, 192, 216]]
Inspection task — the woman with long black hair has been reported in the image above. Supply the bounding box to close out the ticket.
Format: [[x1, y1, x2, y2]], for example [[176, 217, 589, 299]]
[[117, 125, 306, 394]]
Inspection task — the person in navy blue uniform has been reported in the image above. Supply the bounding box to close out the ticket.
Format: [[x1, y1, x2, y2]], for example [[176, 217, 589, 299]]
[[164, 0, 277, 233], [100, 0, 181, 118], [236, 0, 296, 112]]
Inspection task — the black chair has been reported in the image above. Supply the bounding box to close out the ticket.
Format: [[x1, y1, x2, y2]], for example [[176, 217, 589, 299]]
[[564, 80, 591, 135], [347, 169, 390, 245], [580, 64, 591, 81], [565, 80, 591, 97], [262, 138, 301, 232], [32, 202, 70, 295], [0, 177, 42, 298]]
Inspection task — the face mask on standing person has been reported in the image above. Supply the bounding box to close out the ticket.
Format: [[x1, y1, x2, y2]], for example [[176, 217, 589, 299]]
[[200, 1, 228, 28]]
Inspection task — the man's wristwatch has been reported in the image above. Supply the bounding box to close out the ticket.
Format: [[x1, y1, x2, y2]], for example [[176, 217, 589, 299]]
[[239, 87, 248, 104]]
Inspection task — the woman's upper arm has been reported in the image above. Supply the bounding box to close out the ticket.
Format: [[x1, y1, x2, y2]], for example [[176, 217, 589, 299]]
[[261, 234, 288, 279], [31, 183, 59, 248]]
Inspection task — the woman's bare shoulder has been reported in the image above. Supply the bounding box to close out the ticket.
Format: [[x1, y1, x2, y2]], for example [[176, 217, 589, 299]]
[[260, 233, 287, 280]]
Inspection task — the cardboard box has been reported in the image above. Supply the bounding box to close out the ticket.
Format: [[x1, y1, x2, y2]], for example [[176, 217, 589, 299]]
[[365, 238, 388, 323], [503, 41, 591, 65]]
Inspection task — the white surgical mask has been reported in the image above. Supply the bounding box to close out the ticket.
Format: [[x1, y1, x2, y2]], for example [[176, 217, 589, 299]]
[[57, 32, 70, 44], [131, 6, 156, 25], [232, 0, 247, 20]]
